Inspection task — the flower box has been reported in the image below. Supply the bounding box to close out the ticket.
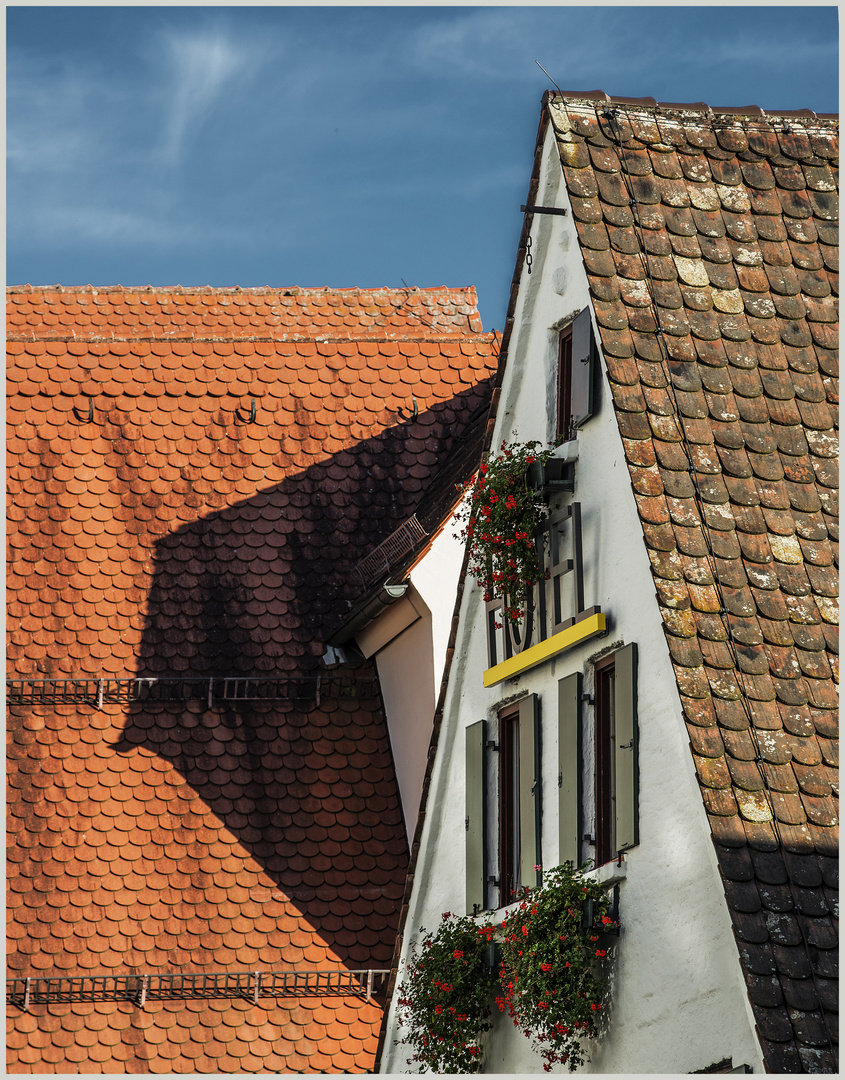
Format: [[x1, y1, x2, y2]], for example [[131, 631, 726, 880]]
[[497, 863, 619, 1072], [457, 440, 568, 625]]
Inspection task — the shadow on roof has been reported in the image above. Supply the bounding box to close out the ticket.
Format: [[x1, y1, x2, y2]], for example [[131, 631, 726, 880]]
[[107, 386, 489, 972]]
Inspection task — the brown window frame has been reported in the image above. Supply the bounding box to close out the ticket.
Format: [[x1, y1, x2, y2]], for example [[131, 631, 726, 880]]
[[498, 704, 521, 906], [594, 654, 616, 866], [556, 323, 574, 442]]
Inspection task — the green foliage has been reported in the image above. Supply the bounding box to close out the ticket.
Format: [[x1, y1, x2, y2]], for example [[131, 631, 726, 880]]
[[498, 863, 618, 1072], [398, 869, 618, 1072], [456, 440, 556, 624], [396, 912, 499, 1073]]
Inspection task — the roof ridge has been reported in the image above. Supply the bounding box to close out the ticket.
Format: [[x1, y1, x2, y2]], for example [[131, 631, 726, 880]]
[[7, 333, 495, 344], [545, 90, 838, 123], [6, 284, 480, 296]]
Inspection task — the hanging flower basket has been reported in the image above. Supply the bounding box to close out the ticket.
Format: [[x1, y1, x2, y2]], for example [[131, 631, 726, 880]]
[[497, 863, 619, 1072], [396, 912, 499, 1073], [399, 867, 618, 1073], [456, 440, 558, 625]]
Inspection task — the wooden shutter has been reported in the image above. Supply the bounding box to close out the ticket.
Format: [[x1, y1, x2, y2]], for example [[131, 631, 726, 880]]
[[570, 307, 597, 429], [614, 643, 639, 852], [518, 695, 541, 890], [465, 721, 487, 914], [558, 672, 582, 869]]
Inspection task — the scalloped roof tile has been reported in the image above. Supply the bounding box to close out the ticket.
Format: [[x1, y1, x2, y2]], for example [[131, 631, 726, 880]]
[[7, 285, 498, 1072]]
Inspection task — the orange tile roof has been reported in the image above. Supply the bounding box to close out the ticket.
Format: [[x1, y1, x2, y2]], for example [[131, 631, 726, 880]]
[[546, 96, 837, 1072], [7, 285, 498, 1072], [7, 285, 495, 681], [6, 996, 385, 1074]]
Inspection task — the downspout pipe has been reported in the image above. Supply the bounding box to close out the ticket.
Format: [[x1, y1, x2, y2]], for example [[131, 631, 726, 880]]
[[328, 583, 410, 648]]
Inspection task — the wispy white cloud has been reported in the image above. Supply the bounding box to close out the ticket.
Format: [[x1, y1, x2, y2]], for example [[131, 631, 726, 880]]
[[705, 32, 839, 72], [408, 9, 539, 81], [6, 5, 838, 309], [15, 200, 296, 256], [155, 27, 260, 164], [6, 57, 101, 176], [16, 204, 198, 247]]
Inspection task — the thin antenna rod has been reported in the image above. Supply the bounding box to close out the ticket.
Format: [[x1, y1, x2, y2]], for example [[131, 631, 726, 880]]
[[536, 61, 564, 97]]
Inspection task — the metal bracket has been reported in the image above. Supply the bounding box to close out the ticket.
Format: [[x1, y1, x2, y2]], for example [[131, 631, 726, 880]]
[[521, 204, 568, 217], [398, 397, 419, 422], [73, 397, 95, 423], [235, 398, 257, 424]]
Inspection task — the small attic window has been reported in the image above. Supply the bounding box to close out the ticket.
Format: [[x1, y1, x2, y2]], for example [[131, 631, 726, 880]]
[[498, 704, 522, 907], [556, 307, 598, 441], [556, 325, 573, 441]]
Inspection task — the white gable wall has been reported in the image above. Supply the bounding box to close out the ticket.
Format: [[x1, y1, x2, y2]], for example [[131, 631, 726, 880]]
[[381, 119, 763, 1074], [375, 610, 436, 839], [367, 514, 469, 838]]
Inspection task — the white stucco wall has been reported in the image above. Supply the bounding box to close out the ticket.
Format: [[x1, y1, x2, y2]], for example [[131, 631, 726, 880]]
[[381, 119, 764, 1075], [372, 513, 469, 839], [409, 515, 469, 689], [375, 613, 436, 839]]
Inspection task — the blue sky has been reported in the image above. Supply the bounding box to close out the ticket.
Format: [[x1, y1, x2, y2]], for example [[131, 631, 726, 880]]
[[6, 5, 839, 331]]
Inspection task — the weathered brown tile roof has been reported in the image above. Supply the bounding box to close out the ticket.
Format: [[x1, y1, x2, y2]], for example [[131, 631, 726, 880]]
[[546, 93, 838, 1072], [6, 285, 497, 1072]]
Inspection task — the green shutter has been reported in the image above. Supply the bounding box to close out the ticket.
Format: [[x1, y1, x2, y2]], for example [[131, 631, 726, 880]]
[[465, 721, 486, 914], [518, 695, 541, 889], [558, 672, 582, 869], [570, 307, 597, 429], [614, 643, 639, 852]]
